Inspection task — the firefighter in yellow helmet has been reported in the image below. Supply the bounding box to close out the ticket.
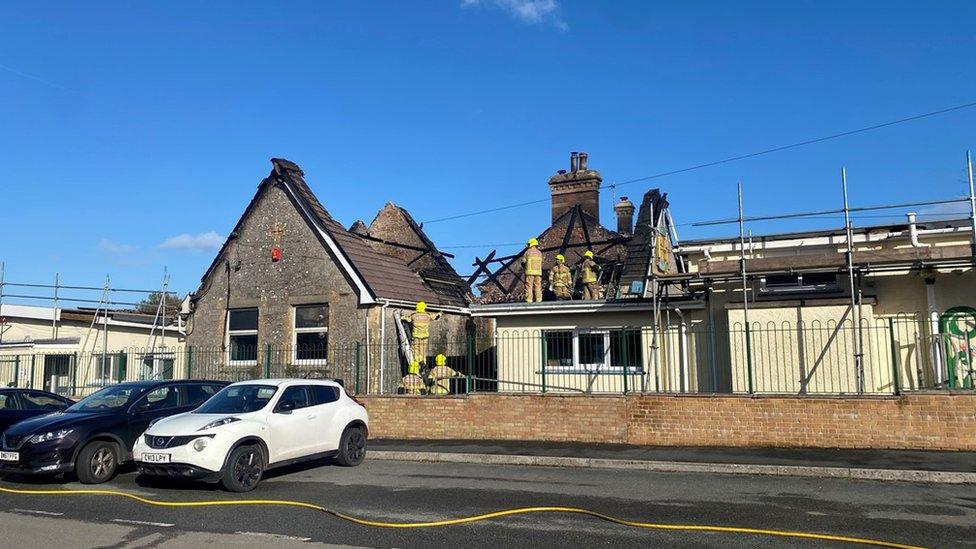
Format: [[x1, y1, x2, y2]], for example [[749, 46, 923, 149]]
[[522, 238, 543, 303], [405, 302, 441, 365], [549, 253, 572, 300], [428, 353, 461, 395], [581, 250, 600, 300], [398, 361, 426, 395]]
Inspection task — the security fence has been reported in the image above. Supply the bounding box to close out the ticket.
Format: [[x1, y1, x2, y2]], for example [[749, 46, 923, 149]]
[[1, 312, 973, 398]]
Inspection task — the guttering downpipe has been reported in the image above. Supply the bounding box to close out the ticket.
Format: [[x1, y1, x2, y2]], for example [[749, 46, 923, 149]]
[[907, 212, 930, 248], [379, 301, 390, 395]]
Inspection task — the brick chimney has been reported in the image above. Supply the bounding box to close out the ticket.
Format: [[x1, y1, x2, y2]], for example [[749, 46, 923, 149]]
[[548, 151, 602, 224], [614, 196, 635, 236]]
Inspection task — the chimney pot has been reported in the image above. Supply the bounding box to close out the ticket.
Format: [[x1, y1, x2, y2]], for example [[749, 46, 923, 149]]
[[579, 152, 588, 171], [550, 153, 602, 224], [570, 151, 579, 172], [614, 196, 635, 236]]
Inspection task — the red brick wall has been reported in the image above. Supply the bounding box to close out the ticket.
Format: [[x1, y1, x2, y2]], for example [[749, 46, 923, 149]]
[[360, 393, 976, 451]]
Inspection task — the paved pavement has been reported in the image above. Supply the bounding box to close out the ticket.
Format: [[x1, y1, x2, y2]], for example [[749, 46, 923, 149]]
[[1, 455, 973, 548], [369, 439, 976, 472]]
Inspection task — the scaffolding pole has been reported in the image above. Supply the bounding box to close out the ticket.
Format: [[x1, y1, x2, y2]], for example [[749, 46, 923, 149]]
[[967, 150, 976, 266], [842, 168, 865, 394], [0, 261, 5, 345], [738, 182, 753, 394], [52, 273, 60, 340]]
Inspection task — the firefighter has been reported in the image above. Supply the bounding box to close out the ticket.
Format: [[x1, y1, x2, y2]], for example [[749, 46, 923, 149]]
[[522, 238, 543, 303], [428, 353, 461, 395], [404, 302, 441, 365], [581, 250, 600, 300], [549, 253, 572, 300], [398, 361, 426, 395]]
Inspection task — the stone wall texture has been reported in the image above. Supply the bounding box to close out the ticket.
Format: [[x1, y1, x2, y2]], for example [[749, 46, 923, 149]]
[[360, 393, 976, 451]]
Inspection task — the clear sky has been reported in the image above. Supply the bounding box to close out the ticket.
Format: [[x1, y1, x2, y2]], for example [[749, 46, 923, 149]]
[[2, 1, 975, 303]]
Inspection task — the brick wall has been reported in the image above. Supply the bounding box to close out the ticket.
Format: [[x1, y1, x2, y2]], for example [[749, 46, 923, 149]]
[[360, 393, 976, 451]]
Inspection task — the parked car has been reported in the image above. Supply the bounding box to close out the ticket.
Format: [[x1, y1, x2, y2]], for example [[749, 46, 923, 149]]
[[134, 379, 369, 492], [0, 380, 227, 483], [0, 388, 74, 434]]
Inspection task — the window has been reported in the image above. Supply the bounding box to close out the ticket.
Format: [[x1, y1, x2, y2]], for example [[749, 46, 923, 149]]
[[0, 393, 18, 410], [186, 384, 220, 407], [43, 355, 72, 394], [543, 331, 573, 367], [275, 385, 310, 412], [138, 353, 174, 380], [541, 329, 644, 374], [610, 330, 642, 369], [227, 308, 259, 364], [134, 386, 180, 412], [760, 272, 839, 294], [90, 355, 117, 387], [196, 385, 277, 414], [293, 304, 329, 363], [21, 391, 68, 411], [310, 385, 340, 405]]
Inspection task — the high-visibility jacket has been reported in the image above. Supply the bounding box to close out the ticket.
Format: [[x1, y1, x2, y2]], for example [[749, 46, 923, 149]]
[[581, 258, 598, 283], [550, 264, 572, 287], [407, 312, 441, 339], [428, 365, 459, 395], [399, 373, 426, 395], [523, 247, 543, 276]]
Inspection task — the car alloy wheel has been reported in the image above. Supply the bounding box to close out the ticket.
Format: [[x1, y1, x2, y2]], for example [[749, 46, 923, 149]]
[[91, 447, 116, 480], [346, 430, 366, 462], [233, 448, 262, 490]]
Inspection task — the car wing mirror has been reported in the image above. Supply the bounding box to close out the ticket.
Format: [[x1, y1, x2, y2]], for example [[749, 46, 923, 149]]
[[276, 401, 295, 413]]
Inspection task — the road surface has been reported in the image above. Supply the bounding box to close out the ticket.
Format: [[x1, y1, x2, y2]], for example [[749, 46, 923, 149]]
[[0, 457, 972, 548]]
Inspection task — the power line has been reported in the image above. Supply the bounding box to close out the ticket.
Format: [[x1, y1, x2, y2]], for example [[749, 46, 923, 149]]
[[421, 99, 976, 224]]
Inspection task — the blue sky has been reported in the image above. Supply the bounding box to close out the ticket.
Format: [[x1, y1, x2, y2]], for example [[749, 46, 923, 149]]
[[2, 1, 975, 303]]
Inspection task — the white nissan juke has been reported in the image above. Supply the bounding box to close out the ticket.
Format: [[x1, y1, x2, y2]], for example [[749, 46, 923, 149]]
[[133, 379, 368, 492]]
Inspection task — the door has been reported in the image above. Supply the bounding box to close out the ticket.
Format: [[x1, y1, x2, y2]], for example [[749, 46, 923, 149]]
[[127, 385, 183, 445], [43, 355, 72, 394], [266, 386, 316, 463], [308, 385, 343, 452]]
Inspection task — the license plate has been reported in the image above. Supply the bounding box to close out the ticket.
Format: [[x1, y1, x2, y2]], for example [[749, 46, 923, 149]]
[[0, 451, 19, 462], [141, 453, 170, 463]]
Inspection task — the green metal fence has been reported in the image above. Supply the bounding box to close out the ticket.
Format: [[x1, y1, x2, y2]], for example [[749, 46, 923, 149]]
[[1, 312, 972, 398]]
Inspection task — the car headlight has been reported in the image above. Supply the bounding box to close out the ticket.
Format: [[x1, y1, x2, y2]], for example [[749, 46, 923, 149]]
[[192, 437, 210, 452], [29, 429, 74, 444], [199, 417, 240, 431]]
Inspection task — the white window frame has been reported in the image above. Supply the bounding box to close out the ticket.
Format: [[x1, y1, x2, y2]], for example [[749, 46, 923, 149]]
[[542, 328, 644, 375], [136, 352, 176, 380], [227, 308, 259, 366], [292, 304, 329, 365]]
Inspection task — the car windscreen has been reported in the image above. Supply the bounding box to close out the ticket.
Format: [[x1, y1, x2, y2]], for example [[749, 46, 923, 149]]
[[65, 385, 143, 412], [194, 385, 278, 414]]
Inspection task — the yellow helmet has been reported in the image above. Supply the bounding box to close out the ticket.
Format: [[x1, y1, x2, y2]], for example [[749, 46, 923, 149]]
[[408, 362, 420, 375], [435, 353, 447, 366], [555, 254, 565, 262], [584, 250, 594, 258], [416, 301, 427, 313], [527, 238, 539, 247]]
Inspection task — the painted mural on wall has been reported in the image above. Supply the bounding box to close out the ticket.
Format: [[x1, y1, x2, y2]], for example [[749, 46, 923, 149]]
[[940, 306, 976, 388]]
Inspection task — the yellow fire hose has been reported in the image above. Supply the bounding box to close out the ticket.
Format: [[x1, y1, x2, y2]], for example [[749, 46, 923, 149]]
[[0, 486, 926, 548]]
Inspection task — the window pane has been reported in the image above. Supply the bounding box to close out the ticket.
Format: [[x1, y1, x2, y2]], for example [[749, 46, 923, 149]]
[[578, 333, 606, 365], [610, 330, 642, 367], [310, 385, 339, 405], [22, 392, 68, 410], [186, 384, 218, 407], [229, 308, 258, 331], [544, 331, 573, 367], [277, 386, 309, 411], [0, 393, 19, 410], [230, 334, 258, 361], [296, 305, 329, 329], [136, 386, 179, 411], [296, 331, 329, 361]]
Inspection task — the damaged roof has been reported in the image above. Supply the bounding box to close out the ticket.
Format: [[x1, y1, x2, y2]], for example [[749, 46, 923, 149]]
[[198, 158, 468, 307]]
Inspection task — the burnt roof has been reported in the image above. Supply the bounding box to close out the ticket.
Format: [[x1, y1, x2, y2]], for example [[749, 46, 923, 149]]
[[619, 189, 671, 286], [197, 158, 467, 307]]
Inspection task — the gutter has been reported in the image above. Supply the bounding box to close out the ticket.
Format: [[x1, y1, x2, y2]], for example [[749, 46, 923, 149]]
[[375, 298, 470, 315]]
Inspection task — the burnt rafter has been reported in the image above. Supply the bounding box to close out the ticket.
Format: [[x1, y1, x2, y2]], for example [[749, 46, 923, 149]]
[[558, 206, 579, 255], [356, 233, 455, 259]]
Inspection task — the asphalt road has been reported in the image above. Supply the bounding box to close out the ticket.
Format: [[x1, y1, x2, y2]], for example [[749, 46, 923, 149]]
[[0, 457, 973, 548]]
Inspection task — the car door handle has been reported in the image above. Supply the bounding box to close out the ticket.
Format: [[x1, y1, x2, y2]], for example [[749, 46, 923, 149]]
[[306, 414, 317, 420]]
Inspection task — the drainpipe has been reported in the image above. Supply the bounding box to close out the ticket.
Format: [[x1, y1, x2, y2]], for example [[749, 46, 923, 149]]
[[364, 309, 371, 393], [379, 301, 390, 395], [907, 213, 929, 248], [674, 308, 690, 393], [925, 277, 944, 387]]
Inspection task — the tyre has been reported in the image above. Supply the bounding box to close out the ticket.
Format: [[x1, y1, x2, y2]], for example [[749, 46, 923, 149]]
[[336, 426, 367, 467], [76, 441, 119, 484], [221, 444, 265, 492]]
